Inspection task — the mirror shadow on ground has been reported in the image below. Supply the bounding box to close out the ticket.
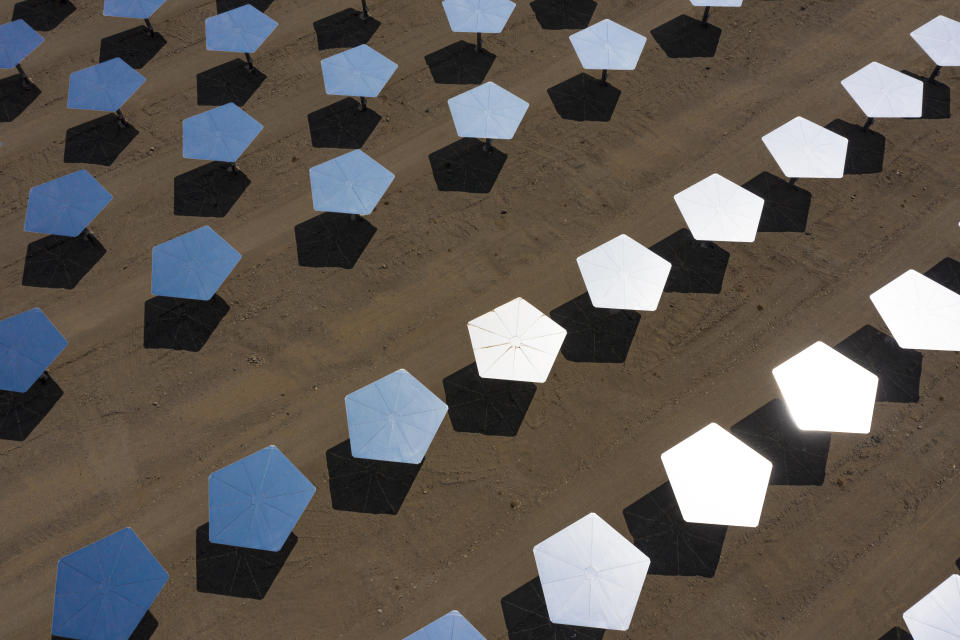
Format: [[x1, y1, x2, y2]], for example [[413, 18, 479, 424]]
[[0, 75, 41, 122], [825, 119, 886, 175], [313, 9, 380, 51], [834, 325, 922, 404], [64, 116, 138, 166], [650, 229, 729, 294], [877, 628, 913, 640], [425, 41, 496, 85], [501, 577, 605, 640], [294, 213, 377, 269], [143, 295, 230, 352], [429, 139, 507, 193], [547, 74, 620, 122], [308, 98, 382, 148], [195, 523, 296, 599], [0, 374, 62, 441], [549, 293, 640, 363], [923, 256, 960, 294], [197, 59, 266, 107], [99, 27, 166, 69], [325, 440, 421, 514], [174, 163, 251, 218], [12, 0, 74, 31], [442, 363, 536, 437], [622, 481, 727, 578], [730, 399, 831, 486], [529, 0, 596, 30], [901, 70, 950, 120], [22, 233, 106, 290], [742, 171, 811, 233], [651, 15, 722, 59]]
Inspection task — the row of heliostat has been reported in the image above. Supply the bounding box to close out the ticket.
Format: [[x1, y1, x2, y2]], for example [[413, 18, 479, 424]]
[[401, 11, 960, 640], [5, 5, 960, 640]]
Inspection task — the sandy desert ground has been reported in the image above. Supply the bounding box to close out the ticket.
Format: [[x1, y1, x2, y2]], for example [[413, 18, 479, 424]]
[[1, 0, 959, 638]]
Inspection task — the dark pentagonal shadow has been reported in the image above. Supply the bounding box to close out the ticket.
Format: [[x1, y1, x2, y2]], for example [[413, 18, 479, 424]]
[[313, 9, 380, 50], [99, 27, 166, 69], [901, 70, 950, 119], [216, 0, 272, 12], [22, 233, 106, 289], [825, 119, 885, 175], [308, 98, 382, 148], [730, 399, 830, 486], [549, 293, 640, 363], [0, 374, 62, 441], [650, 228, 729, 294], [294, 213, 377, 269], [877, 628, 913, 640], [742, 172, 811, 233], [64, 115, 138, 166], [143, 296, 230, 351], [425, 41, 496, 84], [443, 363, 536, 437], [924, 257, 960, 294], [501, 577, 605, 640], [429, 139, 507, 193], [547, 73, 620, 122], [622, 481, 727, 577], [195, 523, 296, 599], [0, 75, 40, 122], [529, 0, 596, 30], [325, 440, 420, 514], [651, 15, 721, 58], [174, 162, 250, 217], [197, 59, 266, 107], [12, 0, 75, 31], [835, 325, 922, 404], [53, 611, 157, 640]]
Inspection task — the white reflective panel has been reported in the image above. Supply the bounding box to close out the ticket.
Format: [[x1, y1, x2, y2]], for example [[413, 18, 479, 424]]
[[761, 116, 848, 179], [569, 19, 646, 71], [911, 15, 960, 67], [772, 341, 878, 434], [673, 173, 764, 242], [870, 269, 960, 352], [467, 297, 566, 383], [841, 62, 924, 118], [903, 574, 960, 640], [533, 512, 650, 631], [660, 423, 772, 527], [576, 234, 671, 310]]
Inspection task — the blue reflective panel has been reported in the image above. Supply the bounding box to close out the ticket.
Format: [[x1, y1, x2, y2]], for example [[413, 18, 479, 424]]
[[25, 170, 112, 237], [67, 58, 146, 112], [346, 369, 448, 464], [442, 0, 516, 34], [0, 308, 67, 393], [0, 19, 43, 69], [320, 44, 398, 98], [182, 102, 263, 163], [448, 81, 529, 140], [205, 4, 277, 53], [103, 0, 166, 19], [151, 226, 241, 301], [569, 19, 647, 71], [405, 611, 487, 640], [208, 445, 316, 551], [309, 149, 394, 215], [52, 528, 168, 640]]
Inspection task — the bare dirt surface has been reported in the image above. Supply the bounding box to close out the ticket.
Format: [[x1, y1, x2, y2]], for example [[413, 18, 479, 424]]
[[1, 0, 959, 638]]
